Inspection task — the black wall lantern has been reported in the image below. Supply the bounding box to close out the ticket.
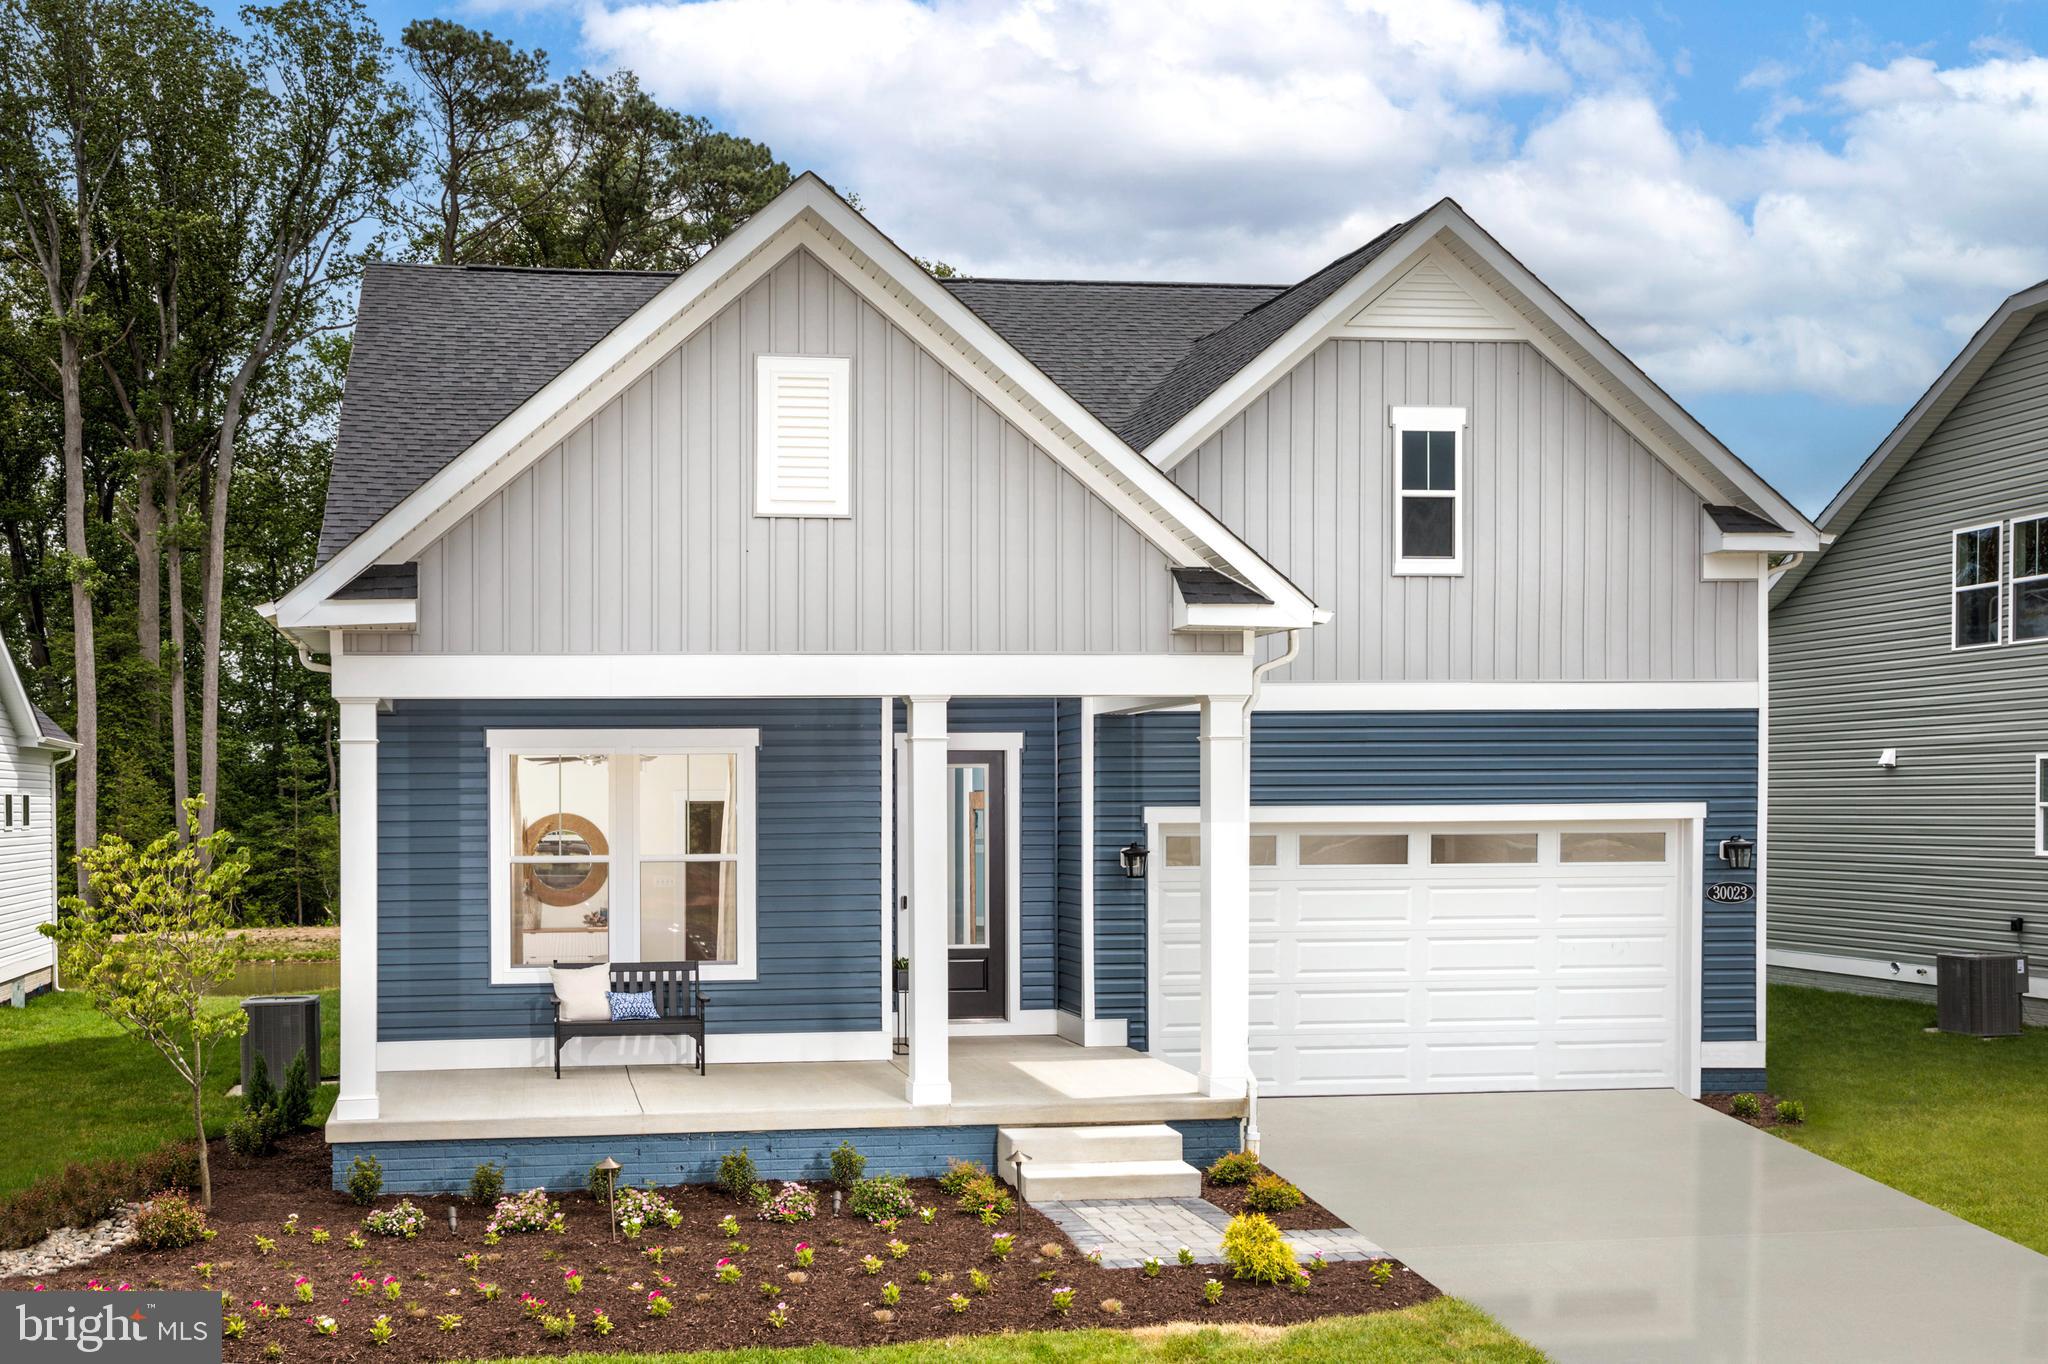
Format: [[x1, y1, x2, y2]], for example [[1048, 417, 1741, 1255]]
[[1717, 836, 1756, 870], [1118, 843, 1150, 879]]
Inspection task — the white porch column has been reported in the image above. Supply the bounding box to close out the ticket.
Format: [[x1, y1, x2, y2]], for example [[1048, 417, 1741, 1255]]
[[334, 698, 381, 1122], [903, 696, 952, 1106], [1198, 694, 1252, 1099]]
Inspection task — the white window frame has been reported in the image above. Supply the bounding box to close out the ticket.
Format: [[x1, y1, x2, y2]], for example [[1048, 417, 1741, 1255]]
[[755, 354, 851, 517], [1390, 404, 1466, 576], [1950, 521, 2003, 651], [2009, 512, 2048, 645], [2036, 754, 2048, 857], [486, 728, 761, 986]]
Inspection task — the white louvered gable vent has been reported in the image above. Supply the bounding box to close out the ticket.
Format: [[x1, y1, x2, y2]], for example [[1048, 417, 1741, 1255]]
[[755, 354, 851, 516]]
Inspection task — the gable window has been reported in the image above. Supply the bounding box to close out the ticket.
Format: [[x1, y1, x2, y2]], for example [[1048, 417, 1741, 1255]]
[[755, 354, 850, 517], [1952, 523, 2002, 649], [488, 729, 759, 985], [1390, 405, 1465, 575], [2012, 514, 2048, 643]]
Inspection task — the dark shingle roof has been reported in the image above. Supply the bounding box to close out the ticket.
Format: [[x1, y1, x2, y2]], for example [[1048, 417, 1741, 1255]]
[[31, 702, 69, 745], [318, 263, 677, 565], [1705, 504, 1786, 535], [941, 279, 1283, 431], [1115, 214, 1421, 450], [332, 564, 419, 600], [1170, 566, 1271, 605]]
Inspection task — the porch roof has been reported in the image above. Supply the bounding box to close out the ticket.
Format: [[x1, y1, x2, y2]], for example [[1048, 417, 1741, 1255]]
[[324, 1037, 1242, 1144]]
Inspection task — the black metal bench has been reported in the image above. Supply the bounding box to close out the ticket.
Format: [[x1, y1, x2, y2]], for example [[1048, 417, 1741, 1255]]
[[552, 961, 708, 1078]]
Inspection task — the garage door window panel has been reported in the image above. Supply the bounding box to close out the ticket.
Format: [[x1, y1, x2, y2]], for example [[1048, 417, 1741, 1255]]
[[1431, 832, 1538, 865], [1560, 831, 1668, 863], [1299, 832, 1409, 865]]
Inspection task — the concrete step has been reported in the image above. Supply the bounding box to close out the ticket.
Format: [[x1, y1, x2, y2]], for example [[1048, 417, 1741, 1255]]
[[1017, 1158, 1203, 1203], [997, 1123, 1183, 1171]]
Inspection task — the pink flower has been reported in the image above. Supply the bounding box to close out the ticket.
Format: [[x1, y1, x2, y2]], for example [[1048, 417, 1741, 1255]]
[[116, 1284, 132, 1292], [716, 1257, 731, 1267], [30, 1284, 45, 1292], [795, 1242, 809, 1251]]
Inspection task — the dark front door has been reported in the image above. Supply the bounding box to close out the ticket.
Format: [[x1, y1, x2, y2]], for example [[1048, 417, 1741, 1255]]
[[946, 751, 1007, 1020]]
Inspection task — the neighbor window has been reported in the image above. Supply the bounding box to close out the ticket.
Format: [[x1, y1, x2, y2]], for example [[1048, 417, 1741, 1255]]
[[489, 729, 759, 984], [2012, 515, 2048, 643], [1952, 523, 2002, 649], [1391, 405, 1465, 575]]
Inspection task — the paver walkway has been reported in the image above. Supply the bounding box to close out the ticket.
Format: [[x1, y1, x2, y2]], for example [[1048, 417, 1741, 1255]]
[[1034, 1195, 1383, 1268]]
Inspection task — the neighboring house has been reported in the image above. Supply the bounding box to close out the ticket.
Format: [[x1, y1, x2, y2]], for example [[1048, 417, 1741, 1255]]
[[267, 175, 1819, 1193], [0, 634, 74, 1001], [1770, 281, 2048, 1022]]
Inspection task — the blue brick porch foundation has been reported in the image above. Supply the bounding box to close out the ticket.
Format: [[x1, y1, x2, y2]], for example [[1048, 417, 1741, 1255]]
[[1699, 1068, 1768, 1093], [332, 1119, 1243, 1193]]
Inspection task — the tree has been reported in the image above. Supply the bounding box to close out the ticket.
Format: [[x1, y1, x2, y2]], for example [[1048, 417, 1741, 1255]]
[[44, 796, 249, 1208], [399, 18, 555, 265], [0, 0, 146, 887]]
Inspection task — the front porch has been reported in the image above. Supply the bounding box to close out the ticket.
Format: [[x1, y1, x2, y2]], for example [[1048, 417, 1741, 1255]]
[[324, 1036, 1243, 1192]]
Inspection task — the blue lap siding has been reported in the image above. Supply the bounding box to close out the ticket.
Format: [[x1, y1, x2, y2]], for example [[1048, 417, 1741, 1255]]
[[1093, 709, 1761, 1052], [377, 699, 883, 1042]]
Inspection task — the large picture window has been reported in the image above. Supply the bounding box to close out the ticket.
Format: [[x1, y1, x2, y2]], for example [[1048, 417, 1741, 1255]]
[[488, 729, 759, 985], [1390, 405, 1465, 575]]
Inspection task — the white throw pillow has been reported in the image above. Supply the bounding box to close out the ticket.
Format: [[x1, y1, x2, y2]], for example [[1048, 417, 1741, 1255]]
[[551, 963, 612, 1022]]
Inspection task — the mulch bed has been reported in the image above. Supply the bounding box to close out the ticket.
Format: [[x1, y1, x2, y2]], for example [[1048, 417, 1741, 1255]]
[[1698, 1092, 1805, 1130], [1200, 1165, 1341, 1231], [0, 1132, 1437, 1359]]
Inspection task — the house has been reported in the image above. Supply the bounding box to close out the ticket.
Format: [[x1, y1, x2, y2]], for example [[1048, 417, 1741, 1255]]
[[266, 175, 1820, 1194], [0, 634, 74, 1002], [1770, 280, 2048, 1022]]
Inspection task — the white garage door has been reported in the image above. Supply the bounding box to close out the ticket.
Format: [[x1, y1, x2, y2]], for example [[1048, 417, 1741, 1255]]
[[1155, 817, 1686, 1096]]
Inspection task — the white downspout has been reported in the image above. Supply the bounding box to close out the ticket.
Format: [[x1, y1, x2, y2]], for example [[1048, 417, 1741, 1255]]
[[1236, 628, 1298, 1156]]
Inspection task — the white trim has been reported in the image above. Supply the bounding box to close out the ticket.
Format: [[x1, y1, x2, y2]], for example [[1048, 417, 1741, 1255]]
[[1253, 681, 1760, 711], [1700, 1041, 1766, 1068], [1754, 555, 1771, 1047], [1769, 945, 2047, 1002], [902, 696, 952, 1106], [484, 727, 762, 987], [1143, 800, 1707, 1100], [1951, 521, 2004, 651], [754, 353, 852, 517], [878, 699, 894, 1032], [1390, 405, 1466, 577], [894, 730, 1026, 1028], [278, 176, 1317, 631], [1079, 698, 1099, 1034], [283, 599, 418, 631], [376, 1029, 894, 1072], [331, 651, 1259, 702], [335, 699, 381, 1122]]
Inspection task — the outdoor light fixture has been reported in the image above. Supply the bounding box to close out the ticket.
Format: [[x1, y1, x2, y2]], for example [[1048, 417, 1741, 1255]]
[[1119, 843, 1149, 879], [1718, 836, 1756, 870], [595, 1156, 621, 1240]]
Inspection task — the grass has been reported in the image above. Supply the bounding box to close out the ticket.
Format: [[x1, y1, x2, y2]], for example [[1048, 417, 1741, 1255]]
[[482, 1300, 1547, 1363], [1768, 982, 2048, 1253], [0, 986, 339, 1193]]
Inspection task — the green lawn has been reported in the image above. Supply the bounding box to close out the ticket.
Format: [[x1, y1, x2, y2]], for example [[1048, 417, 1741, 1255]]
[[1768, 982, 2048, 1252], [485, 1301, 1546, 1364], [0, 986, 339, 1193]]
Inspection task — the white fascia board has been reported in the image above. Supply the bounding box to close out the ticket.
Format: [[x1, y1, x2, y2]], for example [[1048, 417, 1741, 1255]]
[[1144, 800, 1710, 826], [284, 174, 1318, 629], [1701, 510, 1803, 556], [1172, 597, 1282, 632], [276, 598, 418, 631], [330, 650, 1259, 701], [1255, 680, 1758, 711]]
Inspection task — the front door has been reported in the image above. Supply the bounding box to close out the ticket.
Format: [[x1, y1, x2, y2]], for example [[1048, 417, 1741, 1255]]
[[945, 751, 1007, 1019]]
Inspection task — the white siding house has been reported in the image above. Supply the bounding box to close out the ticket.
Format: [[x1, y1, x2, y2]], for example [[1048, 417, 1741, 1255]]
[[0, 635, 72, 999]]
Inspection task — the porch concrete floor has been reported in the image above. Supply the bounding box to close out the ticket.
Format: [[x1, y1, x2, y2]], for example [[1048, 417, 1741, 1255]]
[[326, 1037, 1241, 1143]]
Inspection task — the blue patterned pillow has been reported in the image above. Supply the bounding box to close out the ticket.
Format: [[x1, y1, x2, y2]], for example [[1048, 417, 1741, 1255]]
[[607, 990, 659, 1022]]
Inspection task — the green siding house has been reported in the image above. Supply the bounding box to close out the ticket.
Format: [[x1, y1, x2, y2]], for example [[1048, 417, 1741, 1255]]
[[1770, 281, 2048, 1022]]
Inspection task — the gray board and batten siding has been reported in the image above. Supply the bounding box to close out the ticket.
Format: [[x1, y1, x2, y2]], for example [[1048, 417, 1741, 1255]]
[[350, 247, 1234, 657], [1771, 312, 2048, 970], [1168, 337, 1759, 684]]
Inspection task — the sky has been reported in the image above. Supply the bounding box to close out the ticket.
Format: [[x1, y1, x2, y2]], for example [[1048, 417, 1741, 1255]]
[[326, 0, 2048, 515]]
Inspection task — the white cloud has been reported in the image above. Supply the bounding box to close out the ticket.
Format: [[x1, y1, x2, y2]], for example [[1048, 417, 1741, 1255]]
[[573, 0, 2048, 408]]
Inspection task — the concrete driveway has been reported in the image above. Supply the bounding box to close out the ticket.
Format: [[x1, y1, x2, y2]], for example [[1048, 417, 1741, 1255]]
[[1261, 1090, 2048, 1362]]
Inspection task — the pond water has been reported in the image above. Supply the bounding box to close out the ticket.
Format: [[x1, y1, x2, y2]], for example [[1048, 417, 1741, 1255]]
[[211, 958, 340, 996]]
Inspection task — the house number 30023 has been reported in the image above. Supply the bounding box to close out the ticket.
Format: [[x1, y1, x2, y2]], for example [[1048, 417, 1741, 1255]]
[[1706, 882, 1754, 905]]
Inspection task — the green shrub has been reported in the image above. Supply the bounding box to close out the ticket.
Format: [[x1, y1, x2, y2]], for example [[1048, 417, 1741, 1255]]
[[346, 1155, 384, 1206], [716, 1148, 758, 1202], [848, 1174, 916, 1224], [1728, 1092, 1762, 1120], [132, 1190, 210, 1250], [138, 1144, 200, 1194], [829, 1141, 866, 1190], [278, 1048, 314, 1130], [1242, 1174, 1305, 1214], [226, 1107, 286, 1158], [1775, 1098, 1807, 1124], [936, 1158, 988, 1197], [1206, 1150, 1262, 1186], [586, 1161, 622, 1201], [469, 1162, 505, 1205], [0, 1142, 199, 1252], [243, 1053, 276, 1117], [954, 1173, 1014, 1221], [1220, 1212, 1299, 1285]]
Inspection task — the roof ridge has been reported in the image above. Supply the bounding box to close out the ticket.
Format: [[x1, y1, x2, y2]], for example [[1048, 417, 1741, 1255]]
[[364, 261, 683, 279], [944, 276, 1286, 290]]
